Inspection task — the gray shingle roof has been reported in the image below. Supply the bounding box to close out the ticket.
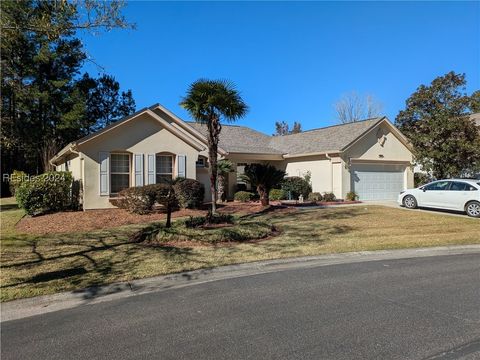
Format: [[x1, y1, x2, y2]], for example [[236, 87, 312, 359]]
[[470, 113, 480, 126], [186, 118, 383, 155], [186, 122, 281, 154], [269, 118, 383, 155]]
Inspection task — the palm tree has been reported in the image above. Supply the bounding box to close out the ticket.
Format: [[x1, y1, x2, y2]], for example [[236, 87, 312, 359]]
[[217, 159, 234, 202], [180, 79, 248, 213], [241, 164, 286, 206]]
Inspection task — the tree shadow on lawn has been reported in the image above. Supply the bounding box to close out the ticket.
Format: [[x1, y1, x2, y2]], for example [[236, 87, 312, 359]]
[[0, 207, 362, 301], [0, 227, 202, 300], [244, 206, 369, 224]]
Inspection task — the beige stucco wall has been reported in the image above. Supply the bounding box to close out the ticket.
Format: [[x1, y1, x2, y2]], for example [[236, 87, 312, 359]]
[[68, 155, 81, 180], [282, 155, 334, 195], [77, 113, 201, 209]]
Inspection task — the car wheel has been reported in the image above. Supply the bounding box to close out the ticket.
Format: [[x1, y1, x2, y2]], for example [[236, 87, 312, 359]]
[[465, 201, 480, 218], [403, 195, 418, 209]]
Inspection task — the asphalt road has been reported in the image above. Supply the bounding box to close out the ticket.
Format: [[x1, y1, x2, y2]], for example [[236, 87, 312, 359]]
[[2, 254, 480, 360]]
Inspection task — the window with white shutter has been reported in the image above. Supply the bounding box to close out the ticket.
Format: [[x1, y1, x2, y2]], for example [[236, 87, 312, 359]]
[[110, 153, 130, 193]]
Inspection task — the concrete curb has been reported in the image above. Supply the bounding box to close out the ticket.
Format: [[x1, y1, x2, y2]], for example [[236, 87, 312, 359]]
[[2, 244, 480, 322]]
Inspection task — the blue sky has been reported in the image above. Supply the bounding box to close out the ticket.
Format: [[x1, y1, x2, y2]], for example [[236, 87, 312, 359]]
[[80, 1, 480, 134]]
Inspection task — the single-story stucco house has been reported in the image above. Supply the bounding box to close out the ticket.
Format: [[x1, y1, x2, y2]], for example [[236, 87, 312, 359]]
[[50, 103, 414, 210]]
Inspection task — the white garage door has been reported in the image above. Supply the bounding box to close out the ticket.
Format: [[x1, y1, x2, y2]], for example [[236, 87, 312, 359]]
[[352, 164, 405, 201]]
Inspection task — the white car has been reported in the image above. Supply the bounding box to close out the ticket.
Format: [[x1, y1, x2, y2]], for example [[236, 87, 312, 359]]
[[398, 179, 480, 218]]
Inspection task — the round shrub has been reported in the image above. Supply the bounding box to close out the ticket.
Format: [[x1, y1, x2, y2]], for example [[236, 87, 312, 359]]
[[234, 191, 254, 202], [308, 192, 323, 202], [16, 171, 73, 216], [269, 188, 286, 201], [322, 192, 336, 202], [281, 176, 312, 200], [173, 178, 205, 209], [345, 191, 359, 201], [119, 185, 157, 214], [118, 184, 176, 214]]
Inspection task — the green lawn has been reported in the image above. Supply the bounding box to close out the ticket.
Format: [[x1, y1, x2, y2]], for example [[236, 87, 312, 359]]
[[1, 198, 479, 302]]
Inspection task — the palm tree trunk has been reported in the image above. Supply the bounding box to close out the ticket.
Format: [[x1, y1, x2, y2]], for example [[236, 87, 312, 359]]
[[207, 117, 221, 213], [217, 174, 225, 202], [258, 185, 269, 206], [208, 144, 217, 213]]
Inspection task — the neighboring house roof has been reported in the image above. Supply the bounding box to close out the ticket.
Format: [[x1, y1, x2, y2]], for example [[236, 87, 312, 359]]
[[186, 122, 280, 154], [470, 112, 480, 127]]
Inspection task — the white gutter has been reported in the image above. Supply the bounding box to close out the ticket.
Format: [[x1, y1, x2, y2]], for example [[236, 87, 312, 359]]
[[325, 153, 334, 192], [282, 150, 341, 159]]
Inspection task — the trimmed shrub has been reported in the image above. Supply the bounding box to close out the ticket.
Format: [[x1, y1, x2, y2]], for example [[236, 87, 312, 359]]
[[173, 178, 205, 209], [234, 191, 254, 202], [16, 171, 73, 216], [118, 183, 177, 214], [9, 170, 27, 196], [281, 176, 312, 200], [308, 192, 323, 202], [118, 185, 157, 214], [322, 192, 336, 202], [345, 191, 359, 201], [269, 188, 286, 201]]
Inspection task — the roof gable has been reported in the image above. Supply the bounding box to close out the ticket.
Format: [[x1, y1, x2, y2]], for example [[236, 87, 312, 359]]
[[77, 109, 206, 151]]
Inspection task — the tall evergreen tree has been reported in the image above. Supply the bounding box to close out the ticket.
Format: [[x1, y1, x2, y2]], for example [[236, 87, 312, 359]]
[[396, 72, 480, 179], [273, 121, 302, 136], [0, 0, 135, 190]]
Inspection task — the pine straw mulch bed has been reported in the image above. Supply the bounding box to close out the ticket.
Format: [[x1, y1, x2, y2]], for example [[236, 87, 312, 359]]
[[131, 218, 281, 248], [15, 202, 271, 235]]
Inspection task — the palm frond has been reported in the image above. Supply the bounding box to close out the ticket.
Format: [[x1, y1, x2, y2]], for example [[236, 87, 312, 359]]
[[217, 159, 234, 175], [241, 163, 286, 190], [180, 79, 248, 124]]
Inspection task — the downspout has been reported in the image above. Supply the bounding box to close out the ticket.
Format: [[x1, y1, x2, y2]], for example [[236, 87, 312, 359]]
[[325, 153, 333, 193]]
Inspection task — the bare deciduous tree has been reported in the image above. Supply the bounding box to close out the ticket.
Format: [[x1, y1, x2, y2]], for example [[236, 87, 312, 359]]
[[335, 92, 383, 124]]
